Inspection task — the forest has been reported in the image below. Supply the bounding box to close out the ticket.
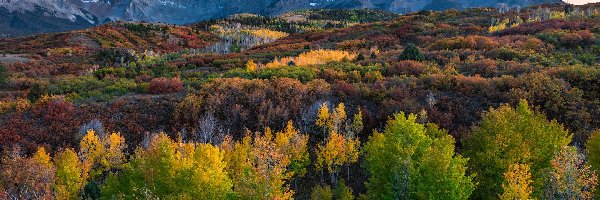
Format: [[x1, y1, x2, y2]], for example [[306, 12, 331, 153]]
[[1, 4, 600, 199]]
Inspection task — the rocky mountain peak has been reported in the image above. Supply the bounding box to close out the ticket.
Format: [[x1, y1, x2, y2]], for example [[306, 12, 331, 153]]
[[0, 0, 565, 37]]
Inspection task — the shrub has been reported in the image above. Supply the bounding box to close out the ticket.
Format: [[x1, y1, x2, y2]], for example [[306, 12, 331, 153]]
[[386, 60, 426, 76], [93, 67, 126, 79], [0, 63, 7, 86], [103, 79, 138, 96], [148, 77, 184, 94], [398, 43, 425, 61]]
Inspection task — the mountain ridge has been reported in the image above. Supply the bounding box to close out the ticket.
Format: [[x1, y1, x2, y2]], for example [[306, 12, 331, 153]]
[[0, 0, 564, 38]]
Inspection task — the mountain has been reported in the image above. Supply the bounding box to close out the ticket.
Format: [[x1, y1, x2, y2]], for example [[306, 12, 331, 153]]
[[0, 0, 563, 37], [0, 0, 98, 37]]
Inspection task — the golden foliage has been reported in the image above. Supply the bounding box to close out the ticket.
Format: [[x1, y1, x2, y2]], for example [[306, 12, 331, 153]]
[[316, 132, 347, 173], [315, 102, 361, 181], [0, 98, 30, 114], [332, 103, 347, 134], [489, 18, 510, 33], [111, 132, 233, 199], [221, 122, 309, 199], [246, 29, 289, 40], [316, 132, 360, 174], [266, 49, 356, 68], [316, 102, 350, 135], [79, 130, 127, 179], [316, 102, 332, 132], [102, 132, 126, 169], [500, 163, 533, 200], [246, 59, 258, 71], [32, 147, 53, 169], [79, 130, 104, 177]]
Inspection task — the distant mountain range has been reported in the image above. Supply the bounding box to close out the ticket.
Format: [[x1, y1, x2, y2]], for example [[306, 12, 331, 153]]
[[0, 0, 563, 37]]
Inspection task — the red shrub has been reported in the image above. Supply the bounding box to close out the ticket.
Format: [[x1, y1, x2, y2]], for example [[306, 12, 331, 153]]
[[387, 60, 426, 76], [148, 77, 184, 94], [499, 19, 592, 35], [561, 30, 595, 47], [0, 96, 81, 153]]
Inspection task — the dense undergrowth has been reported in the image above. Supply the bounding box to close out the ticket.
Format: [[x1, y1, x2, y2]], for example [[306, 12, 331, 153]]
[[2, 4, 600, 199]]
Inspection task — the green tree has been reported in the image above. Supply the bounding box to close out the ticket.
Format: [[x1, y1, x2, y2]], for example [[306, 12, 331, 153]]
[[54, 148, 87, 200], [364, 113, 474, 200], [311, 185, 333, 200], [100, 133, 233, 199], [398, 43, 425, 61], [311, 182, 355, 200], [333, 181, 355, 200], [586, 129, 600, 197], [463, 100, 571, 199]]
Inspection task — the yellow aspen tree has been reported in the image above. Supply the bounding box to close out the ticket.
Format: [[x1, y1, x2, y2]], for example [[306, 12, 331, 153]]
[[276, 121, 310, 190], [350, 109, 363, 137], [265, 50, 356, 68], [344, 137, 360, 179], [331, 103, 347, 134], [102, 132, 126, 170], [316, 102, 331, 129], [224, 125, 307, 199], [316, 132, 348, 185], [79, 129, 105, 179], [246, 59, 257, 71], [101, 132, 233, 199], [221, 133, 252, 179], [252, 129, 294, 199], [32, 147, 56, 198], [32, 147, 53, 169], [248, 29, 289, 40], [315, 103, 361, 184], [220, 132, 257, 197], [192, 143, 233, 199], [316, 102, 332, 140], [345, 109, 363, 165], [500, 163, 533, 200]]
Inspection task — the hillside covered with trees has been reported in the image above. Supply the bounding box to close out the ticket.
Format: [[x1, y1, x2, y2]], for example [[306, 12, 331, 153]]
[[1, 4, 600, 199]]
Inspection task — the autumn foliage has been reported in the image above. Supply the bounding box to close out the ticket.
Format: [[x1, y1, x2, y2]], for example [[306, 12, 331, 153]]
[[148, 77, 184, 94], [2, 3, 600, 199], [266, 49, 356, 68]]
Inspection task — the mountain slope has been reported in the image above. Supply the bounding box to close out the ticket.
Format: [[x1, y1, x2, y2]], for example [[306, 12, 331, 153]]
[[0, 7, 95, 38], [0, 0, 564, 38]]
